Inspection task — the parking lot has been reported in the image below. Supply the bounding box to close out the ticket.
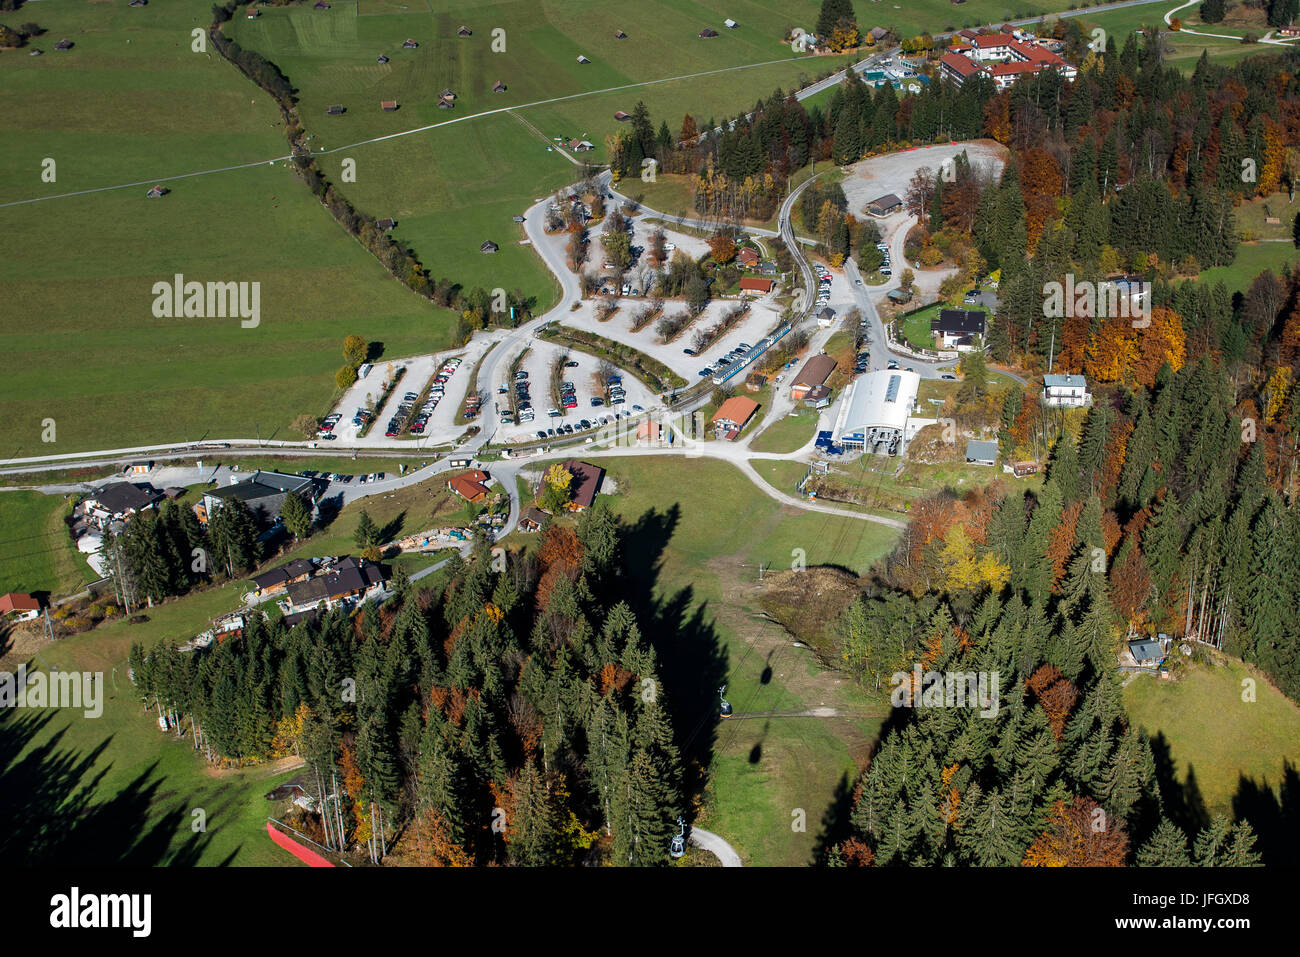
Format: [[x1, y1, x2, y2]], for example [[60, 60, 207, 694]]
[[494, 340, 657, 445], [560, 294, 785, 383]]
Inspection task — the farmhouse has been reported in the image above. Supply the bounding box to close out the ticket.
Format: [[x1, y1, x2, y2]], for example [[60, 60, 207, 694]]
[[561, 460, 605, 510], [248, 558, 316, 598], [519, 506, 551, 532], [1042, 373, 1092, 408], [200, 470, 315, 531], [965, 439, 998, 466], [712, 396, 759, 439], [832, 368, 921, 454], [867, 193, 903, 216], [736, 247, 759, 267], [84, 482, 164, 529], [481, 240, 499, 253], [381, 100, 398, 111], [448, 469, 491, 502], [790, 354, 837, 401], [283, 557, 387, 615], [738, 276, 775, 295], [931, 309, 985, 349], [0, 593, 41, 622]]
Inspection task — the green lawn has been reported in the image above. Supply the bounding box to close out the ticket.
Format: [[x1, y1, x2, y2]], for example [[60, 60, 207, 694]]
[[0, 491, 96, 597], [595, 454, 899, 864], [1074, 4, 1286, 71], [1197, 241, 1299, 297], [0, 0, 460, 456], [897, 301, 991, 352], [749, 407, 817, 453], [1123, 658, 1300, 821]]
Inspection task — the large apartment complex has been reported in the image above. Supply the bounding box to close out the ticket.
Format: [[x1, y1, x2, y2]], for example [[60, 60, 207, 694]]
[[939, 30, 1078, 90]]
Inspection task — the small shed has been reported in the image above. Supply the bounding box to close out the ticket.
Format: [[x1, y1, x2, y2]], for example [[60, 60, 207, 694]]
[[699, 28, 719, 38], [577, 54, 591, 63], [887, 287, 913, 304], [377, 218, 396, 231], [402, 38, 418, 48], [481, 240, 499, 253], [614, 111, 631, 121], [867, 193, 903, 216], [55, 39, 74, 50], [146, 185, 169, 198], [381, 100, 398, 111], [1128, 639, 1165, 668], [326, 104, 345, 115], [377, 54, 389, 64], [615, 29, 627, 39], [457, 26, 472, 37], [493, 80, 507, 93], [724, 18, 738, 28]]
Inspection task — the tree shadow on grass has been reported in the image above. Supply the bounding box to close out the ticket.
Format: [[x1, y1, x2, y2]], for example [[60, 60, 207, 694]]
[[0, 708, 217, 866], [1232, 761, 1300, 867], [618, 503, 728, 811], [377, 511, 406, 545]]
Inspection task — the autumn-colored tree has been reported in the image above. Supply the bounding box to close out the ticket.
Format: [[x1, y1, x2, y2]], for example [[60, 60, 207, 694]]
[[343, 334, 368, 368], [1025, 664, 1079, 740], [983, 95, 1011, 145], [535, 525, 585, 609], [406, 807, 474, 866], [708, 230, 737, 264], [1046, 500, 1084, 590], [1020, 148, 1064, 251], [680, 113, 697, 144], [834, 837, 876, 866], [1023, 795, 1129, 866], [1109, 542, 1152, 624]]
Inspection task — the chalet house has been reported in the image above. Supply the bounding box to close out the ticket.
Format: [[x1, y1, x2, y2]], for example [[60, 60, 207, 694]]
[[248, 558, 316, 598], [1042, 373, 1092, 409], [283, 557, 386, 615], [965, 439, 997, 466], [200, 470, 315, 531], [560, 460, 605, 511], [1126, 638, 1165, 669], [867, 193, 903, 216], [481, 240, 499, 253], [457, 26, 472, 37], [326, 104, 345, 115], [790, 354, 836, 401], [381, 100, 398, 111], [448, 469, 491, 502], [519, 506, 551, 533], [84, 482, 164, 529], [818, 306, 835, 328], [0, 593, 41, 622], [567, 139, 594, 152], [712, 396, 759, 439], [736, 247, 759, 267], [868, 27, 890, 43], [931, 308, 985, 349], [54, 39, 73, 50], [1012, 461, 1038, 477], [493, 80, 507, 93], [738, 276, 774, 295], [246, 7, 260, 18], [402, 38, 419, 48]]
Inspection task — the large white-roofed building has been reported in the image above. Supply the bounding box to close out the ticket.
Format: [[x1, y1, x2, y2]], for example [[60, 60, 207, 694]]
[[831, 369, 922, 455]]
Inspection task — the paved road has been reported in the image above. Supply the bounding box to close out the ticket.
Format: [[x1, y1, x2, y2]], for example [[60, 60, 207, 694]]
[[689, 826, 742, 867]]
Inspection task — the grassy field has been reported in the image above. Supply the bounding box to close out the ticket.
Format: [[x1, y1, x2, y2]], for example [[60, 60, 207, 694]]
[[0, 581, 303, 866], [1073, 4, 1290, 70], [0, 491, 96, 597], [595, 454, 899, 864], [749, 407, 818, 453], [0, 0, 461, 456], [1198, 241, 1299, 297], [1124, 658, 1300, 840]]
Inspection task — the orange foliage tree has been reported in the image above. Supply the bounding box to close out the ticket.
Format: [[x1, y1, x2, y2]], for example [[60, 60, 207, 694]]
[[406, 807, 473, 866], [1025, 664, 1080, 740], [1023, 795, 1129, 866]]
